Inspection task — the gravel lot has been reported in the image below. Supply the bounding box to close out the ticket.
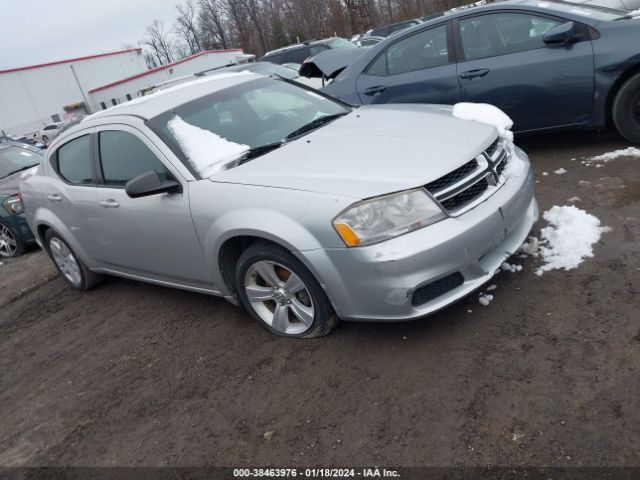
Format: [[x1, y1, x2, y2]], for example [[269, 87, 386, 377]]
[[1, 130, 638, 468]]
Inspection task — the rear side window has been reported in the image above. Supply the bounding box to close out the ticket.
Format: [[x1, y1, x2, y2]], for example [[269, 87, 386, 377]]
[[283, 47, 311, 64], [56, 135, 93, 185], [99, 131, 171, 186], [367, 24, 450, 76]]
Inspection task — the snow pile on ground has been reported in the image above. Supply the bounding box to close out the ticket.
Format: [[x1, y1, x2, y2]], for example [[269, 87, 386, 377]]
[[168, 115, 249, 177], [535, 205, 609, 276], [629, 8, 640, 16], [554, 168, 567, 175], [519, 236, 539, 257], [478, 293, 494, 306], [501, 261, 523, 273], [452, 103, 525, 177], [587, 147, 640, 163]]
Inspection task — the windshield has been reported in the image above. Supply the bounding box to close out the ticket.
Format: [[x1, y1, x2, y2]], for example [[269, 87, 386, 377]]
[[534, 0, 627, 20], [0, 147, 40, 179], [148, 77, 350, 177]]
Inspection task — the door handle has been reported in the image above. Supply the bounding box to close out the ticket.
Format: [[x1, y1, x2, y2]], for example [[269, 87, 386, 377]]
[[459, 69, 490, 80], [363, 85, 387, 96], [99, 199, 120, 208], [47, 194, 62, 202]]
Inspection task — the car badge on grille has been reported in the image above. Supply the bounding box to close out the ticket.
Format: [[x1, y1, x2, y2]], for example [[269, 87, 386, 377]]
[[476, 153, 498, 186]]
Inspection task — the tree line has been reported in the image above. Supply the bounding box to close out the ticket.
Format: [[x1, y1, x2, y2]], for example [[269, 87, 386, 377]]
[[127, 0, 473, 68]]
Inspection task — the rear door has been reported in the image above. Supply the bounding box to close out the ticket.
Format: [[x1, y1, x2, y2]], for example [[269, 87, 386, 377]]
[[454, 11, 594, 131], [92, 126, 213, 287], [355, 22, 461, 105]]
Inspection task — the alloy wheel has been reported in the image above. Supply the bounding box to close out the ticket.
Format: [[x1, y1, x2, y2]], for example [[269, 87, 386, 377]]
[[0, 224, 17, 257], [244, 260, 315, 335], [49, 237, 82, 286]]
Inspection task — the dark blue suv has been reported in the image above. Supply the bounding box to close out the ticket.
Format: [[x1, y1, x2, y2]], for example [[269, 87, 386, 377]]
[[0, 143, 41, 257], [322, 0, 640, 143]]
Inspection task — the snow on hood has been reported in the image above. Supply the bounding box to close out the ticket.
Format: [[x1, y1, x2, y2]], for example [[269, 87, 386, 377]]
[[536, 205, 610, 275], [452, 102, 525, 177], [168, 115, 249, 177]]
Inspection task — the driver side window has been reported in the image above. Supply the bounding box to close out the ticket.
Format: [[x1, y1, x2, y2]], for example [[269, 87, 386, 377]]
[[367, 24, 450, 76], [98, 130, 172, 187], [459, 13, 561, 61]]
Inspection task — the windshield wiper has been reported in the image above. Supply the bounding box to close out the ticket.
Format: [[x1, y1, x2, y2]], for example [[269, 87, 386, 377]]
[[234, 141, 285, 166], [284, 113, 348, 141], [2, 164, 38, 179]]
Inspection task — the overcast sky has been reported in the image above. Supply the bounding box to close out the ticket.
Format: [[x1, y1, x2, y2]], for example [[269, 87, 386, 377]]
[[1, 0, 188, 69]]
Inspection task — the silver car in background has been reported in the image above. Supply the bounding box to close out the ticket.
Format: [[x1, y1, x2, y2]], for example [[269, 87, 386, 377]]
[[21, 73, 538, 338]]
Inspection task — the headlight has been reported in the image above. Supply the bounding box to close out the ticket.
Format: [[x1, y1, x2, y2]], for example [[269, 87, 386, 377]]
[[2, 195, 25, 215], [333, 189, 445, 247]]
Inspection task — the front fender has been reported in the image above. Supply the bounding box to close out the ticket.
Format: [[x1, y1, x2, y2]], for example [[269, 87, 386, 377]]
[[203, 209, 326, 296]]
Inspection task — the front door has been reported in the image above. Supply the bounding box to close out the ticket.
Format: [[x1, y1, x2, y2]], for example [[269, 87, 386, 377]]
[[92, 126, 212, 288], [454, 12, 594, 131], [356, 23, 462, 105]]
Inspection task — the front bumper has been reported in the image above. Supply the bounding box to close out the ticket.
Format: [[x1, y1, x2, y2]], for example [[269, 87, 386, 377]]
[[301, 150, 538, 321]]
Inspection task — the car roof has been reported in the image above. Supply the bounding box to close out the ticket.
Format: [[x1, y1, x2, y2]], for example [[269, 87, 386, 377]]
[[80, 72, 261, 126], [263, 38, 337, 56], [0, 141, 43, 154]]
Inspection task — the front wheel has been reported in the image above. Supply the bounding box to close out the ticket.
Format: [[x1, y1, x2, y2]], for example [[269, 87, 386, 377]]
[[45, 229, 103, 290], [612, 73, 640, 144], [235, 242, 338, 338]]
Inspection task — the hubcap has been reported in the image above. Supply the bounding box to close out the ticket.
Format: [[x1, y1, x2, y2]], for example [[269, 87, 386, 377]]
[[49, 237, 82, 286], [0, 224, 17, 257], [244, 260, 315, 335]]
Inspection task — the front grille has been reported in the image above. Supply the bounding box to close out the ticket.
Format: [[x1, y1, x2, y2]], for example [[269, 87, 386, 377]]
[[424, 136, 509, 214], [411, 272, 464, 306], [425, 159, 478, 193], [440, 177, 489, 210], [485, 138, 500, 159]]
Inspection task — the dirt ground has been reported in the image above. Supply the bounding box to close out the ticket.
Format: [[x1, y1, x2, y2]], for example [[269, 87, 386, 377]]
[[0, 130, 639, 469]]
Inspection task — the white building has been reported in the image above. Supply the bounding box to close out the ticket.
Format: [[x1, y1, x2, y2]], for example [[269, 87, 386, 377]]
[[0, 49, 147, 137], [0, 48, 250, 138], [88, 49, 250, 113]]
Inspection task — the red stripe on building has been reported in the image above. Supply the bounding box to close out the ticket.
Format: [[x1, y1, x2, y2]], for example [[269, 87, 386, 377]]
[[0, 48, 143, 75], [88, 49, 243, 93]]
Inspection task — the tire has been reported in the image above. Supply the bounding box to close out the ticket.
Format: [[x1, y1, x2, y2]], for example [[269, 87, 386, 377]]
[[235, 242, 338, 338], [0, 219, 25, 258], [44, 229, 103, 291], [612, 73, 640, 144]]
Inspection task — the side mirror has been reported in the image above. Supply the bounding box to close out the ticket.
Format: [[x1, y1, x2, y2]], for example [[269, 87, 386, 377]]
[[543, 22, 578, 47], [125, 170, 181, 198]]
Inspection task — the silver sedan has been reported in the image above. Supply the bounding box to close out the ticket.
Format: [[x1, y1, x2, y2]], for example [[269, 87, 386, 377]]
[[21, 73, 537, 337]]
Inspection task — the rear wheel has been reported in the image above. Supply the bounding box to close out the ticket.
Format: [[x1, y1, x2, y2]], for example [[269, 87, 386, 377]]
[[612, 73, 640, 144], [44, 229, 103, 290], [235, 242, 338, 338], [0, 220, 25, 258]]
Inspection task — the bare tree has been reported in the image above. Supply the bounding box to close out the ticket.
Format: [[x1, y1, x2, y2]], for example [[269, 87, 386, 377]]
[[144, 19, 175, 65], [175, 0, 202, 55], [199, 0, 230, 49]]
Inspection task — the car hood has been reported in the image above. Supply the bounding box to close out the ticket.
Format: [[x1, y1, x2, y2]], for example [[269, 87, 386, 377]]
[[0, 166, 39, 196], [211, 104, 498, 199]]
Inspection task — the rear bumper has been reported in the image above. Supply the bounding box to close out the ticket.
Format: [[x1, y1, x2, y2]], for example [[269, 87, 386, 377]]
[[300, 149, 538, 321]]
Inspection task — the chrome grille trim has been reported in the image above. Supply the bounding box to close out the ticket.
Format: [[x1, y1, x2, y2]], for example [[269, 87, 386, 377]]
[[424, 137, 510, 215]]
